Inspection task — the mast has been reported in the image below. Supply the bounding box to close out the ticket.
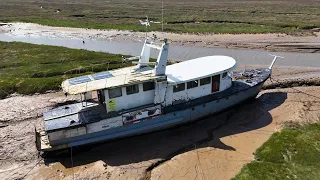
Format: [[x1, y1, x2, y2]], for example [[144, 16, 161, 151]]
[[146, 15, 148, 38], [154, 40, 168, 76], [162, 2, 164, 32]]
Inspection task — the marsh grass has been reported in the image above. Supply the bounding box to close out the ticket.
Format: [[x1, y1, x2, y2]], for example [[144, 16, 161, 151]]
[[0, 0, 319, 34], [0, 41, 132, 98], [234, 123, 320, 180]]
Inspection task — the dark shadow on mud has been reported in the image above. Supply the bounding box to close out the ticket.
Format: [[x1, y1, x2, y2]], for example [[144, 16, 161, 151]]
[[44, 92, 287, 170]]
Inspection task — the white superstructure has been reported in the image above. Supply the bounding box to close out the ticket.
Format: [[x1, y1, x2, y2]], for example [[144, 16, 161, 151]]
[[61, 39, 237, 113]]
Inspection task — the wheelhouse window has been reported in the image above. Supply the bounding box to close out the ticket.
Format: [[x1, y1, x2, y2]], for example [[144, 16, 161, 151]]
[[187, 80, 199, 89], [126, 84, 139, 95], [222, 72, 228, 78], [108, 87, 122, 99], [143, 82, 155, 91], [200, 77, 211, 86], [173, 83, 185, 93]]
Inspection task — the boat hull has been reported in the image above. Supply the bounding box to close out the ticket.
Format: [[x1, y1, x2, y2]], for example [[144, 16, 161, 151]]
[[36, 73, 267, 151], [71, 82, 262, 147]]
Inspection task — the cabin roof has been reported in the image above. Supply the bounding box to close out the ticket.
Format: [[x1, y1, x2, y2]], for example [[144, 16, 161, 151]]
[[62, 66, 164, 95], [166, 56, 237, 84], [62, 55, 236, 95]]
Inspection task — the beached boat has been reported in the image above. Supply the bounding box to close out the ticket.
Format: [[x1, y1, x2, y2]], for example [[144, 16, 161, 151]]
[[35, 39, 281, 151]]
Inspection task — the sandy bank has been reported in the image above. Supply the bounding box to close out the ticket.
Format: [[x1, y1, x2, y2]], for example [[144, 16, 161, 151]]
[[1, 22, 320, 53]]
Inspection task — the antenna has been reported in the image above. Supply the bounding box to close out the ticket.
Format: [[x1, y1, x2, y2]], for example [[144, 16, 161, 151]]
[[162, 1, 164, 32], [145, 15, 149, 37]]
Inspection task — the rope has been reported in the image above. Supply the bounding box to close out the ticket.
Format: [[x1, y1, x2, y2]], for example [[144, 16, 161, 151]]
[[71, 147, 75, 180], [20, 152, 47, 179]]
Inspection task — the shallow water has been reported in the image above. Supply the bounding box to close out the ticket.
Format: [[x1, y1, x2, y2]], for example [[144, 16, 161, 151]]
[[0, 33, 319, 67]]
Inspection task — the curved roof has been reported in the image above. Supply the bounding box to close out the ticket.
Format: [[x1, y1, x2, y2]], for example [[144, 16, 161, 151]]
[[166, 55, 237, 85]]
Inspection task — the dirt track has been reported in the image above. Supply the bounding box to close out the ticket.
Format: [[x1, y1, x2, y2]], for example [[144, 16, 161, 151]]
[[0, 66, 319, 180], [1, 23, 320, 53]]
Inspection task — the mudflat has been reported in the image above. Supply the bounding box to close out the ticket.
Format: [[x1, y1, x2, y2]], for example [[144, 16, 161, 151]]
[[0, 69, 319, 180], [0, 1, 319, 179], [1, 23, 320, 53]]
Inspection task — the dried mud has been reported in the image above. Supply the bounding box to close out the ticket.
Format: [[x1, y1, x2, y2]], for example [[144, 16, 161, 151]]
[[150, 86, 320, 180], [0, 67, 319, 180]]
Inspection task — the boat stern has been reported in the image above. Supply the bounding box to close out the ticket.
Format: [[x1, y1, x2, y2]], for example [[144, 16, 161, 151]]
[[35, 128, 68, 152]]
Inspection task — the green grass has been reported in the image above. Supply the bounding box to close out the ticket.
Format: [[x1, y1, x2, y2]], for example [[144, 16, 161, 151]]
[[0, 0, 319, 34], [0, 41, 132, 99], [233, 123, 320, 180]]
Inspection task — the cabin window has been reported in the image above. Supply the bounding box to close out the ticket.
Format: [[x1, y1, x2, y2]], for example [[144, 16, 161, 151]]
[[173, 83, 185, 93], [108, 87, 122, 99], [126, 84, 139, 95], [143, 82, 155, 91], [187, 80, 199, 89], [222, 72, 228, 78], [200, 77, 211, 86]]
